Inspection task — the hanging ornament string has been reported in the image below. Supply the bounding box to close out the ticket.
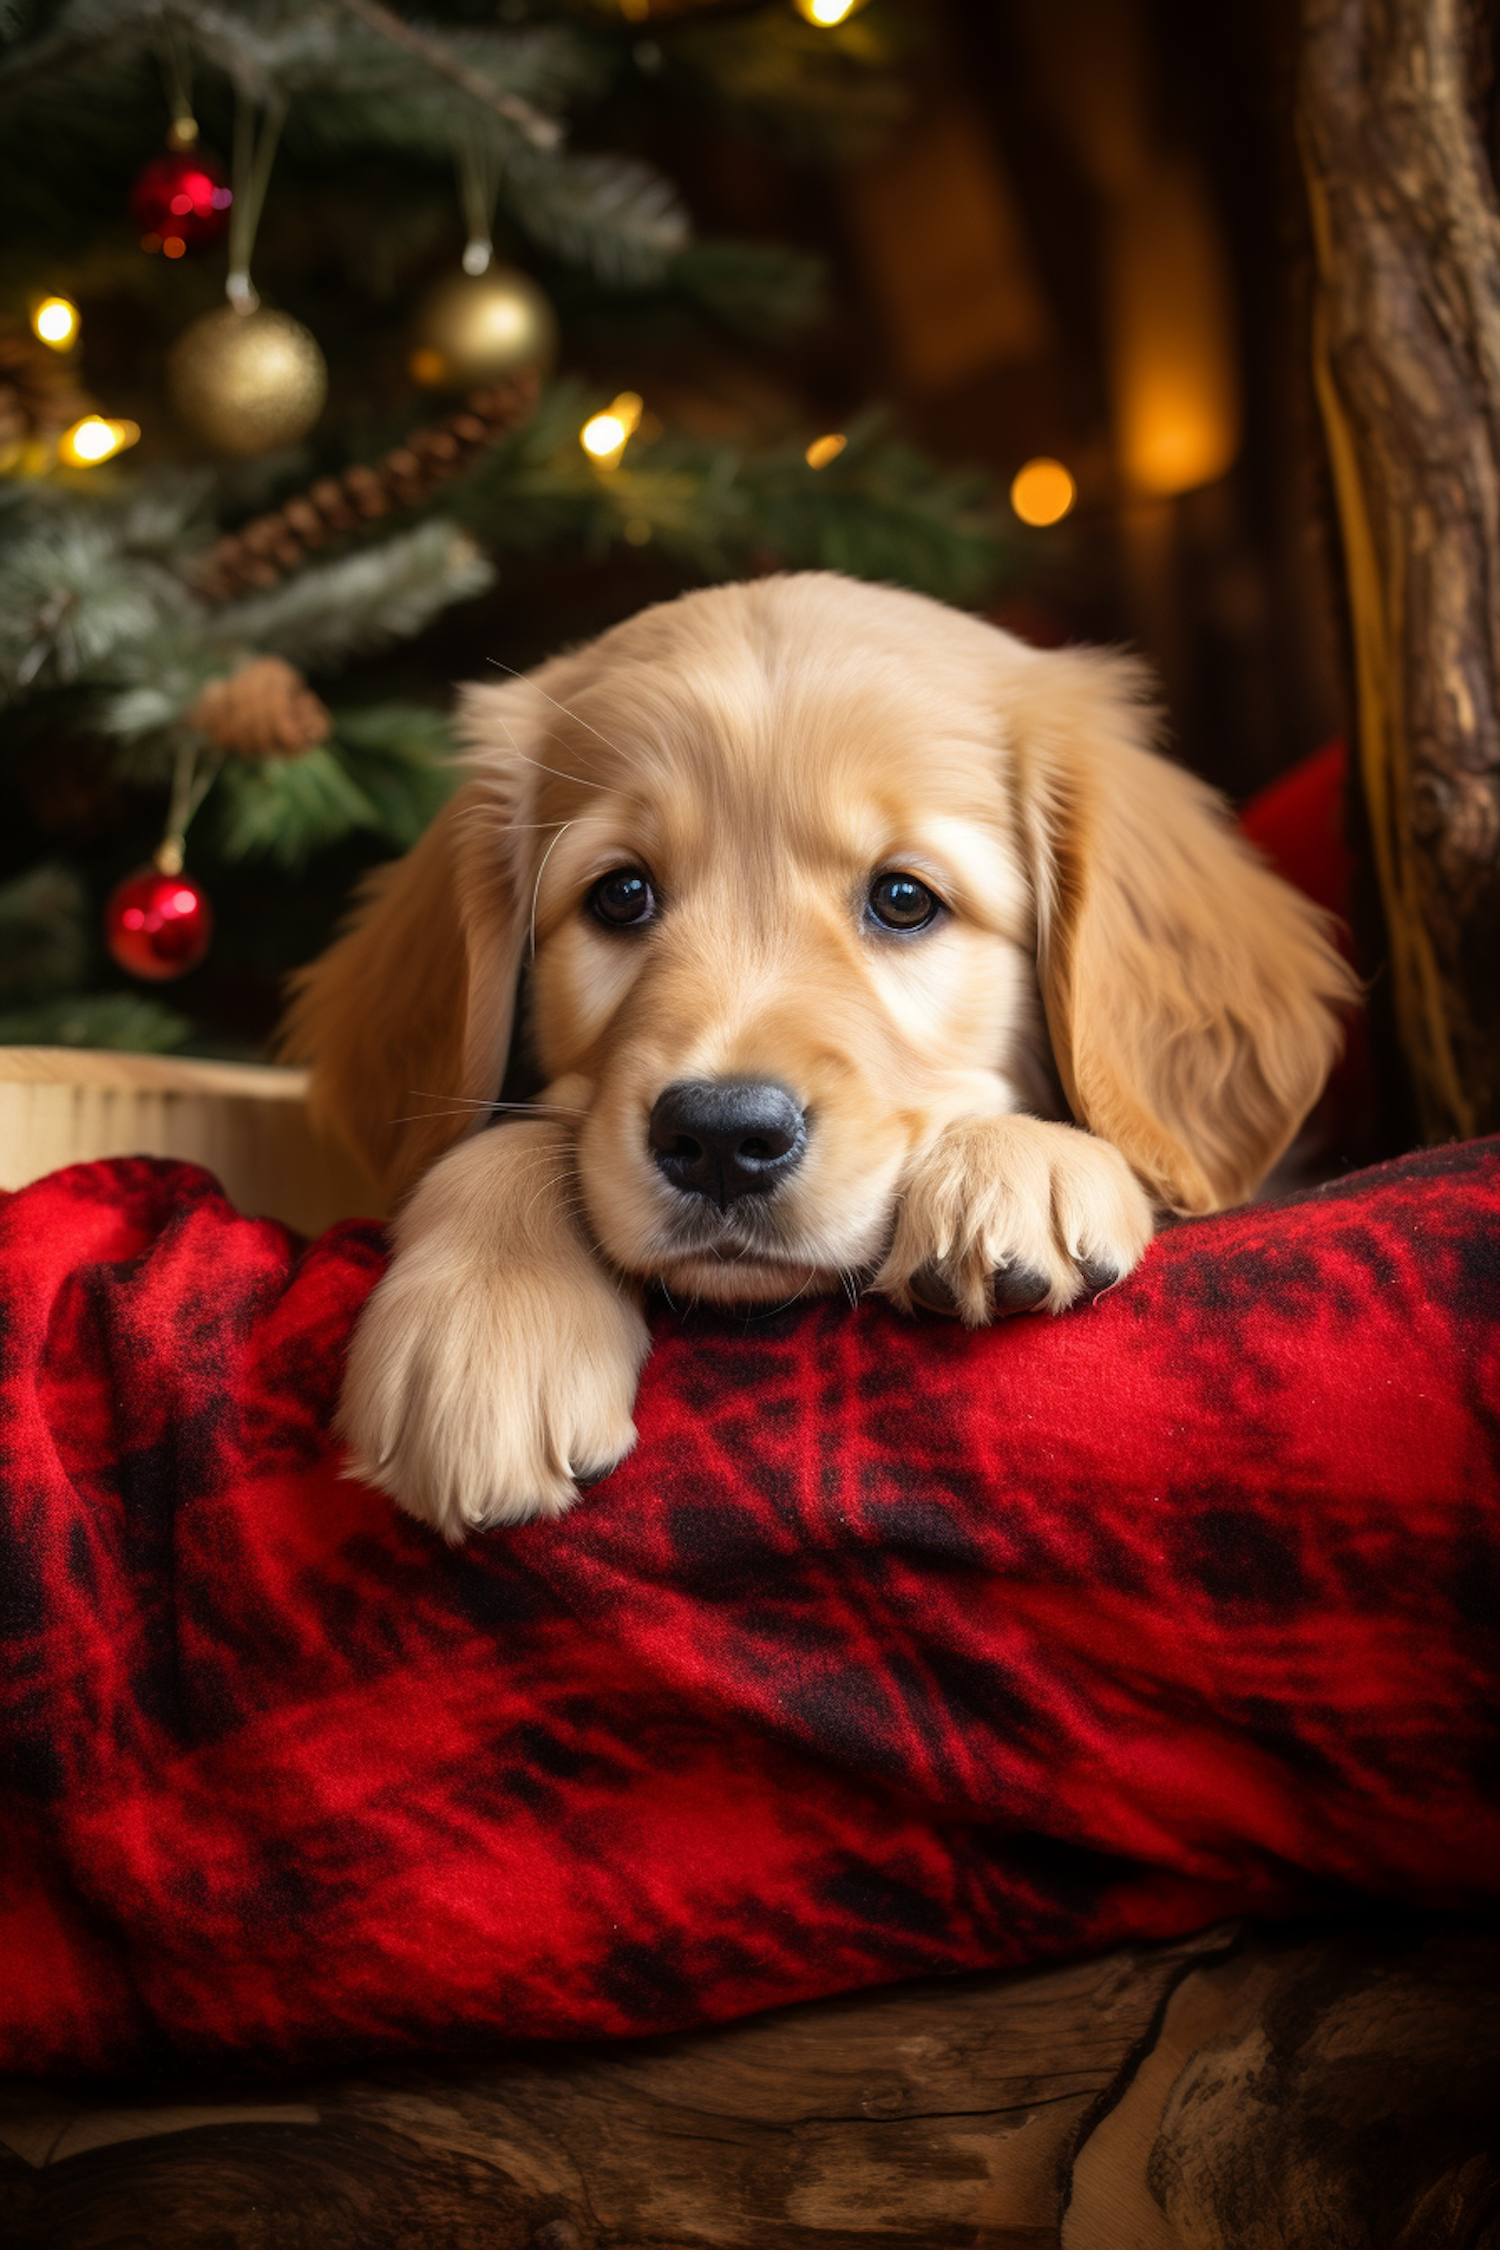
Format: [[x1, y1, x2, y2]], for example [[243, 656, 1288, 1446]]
[[155, 734, 218, 878], [456, 121, 504, 277], [165, 80, 327, 456], [105, 738, 219, 983], [133, 25, 232, 257], [155, 19, 198, 150], [407, 119, 557, 391], [226, 84, 287, 312]]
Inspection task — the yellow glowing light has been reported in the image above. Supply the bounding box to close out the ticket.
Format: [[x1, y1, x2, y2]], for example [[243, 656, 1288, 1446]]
[[792, 0, 869, 24], [1118, 391, 1237, 497], [582, 412, 626, 458], [58, 416, 140, 468], [1009, 457, 1076, 527], [805, 432, 847, 470], [32, 297, 79, 350], [581, 391, 643, 468]]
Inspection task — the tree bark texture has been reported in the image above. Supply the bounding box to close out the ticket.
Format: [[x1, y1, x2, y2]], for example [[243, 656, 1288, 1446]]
[[1298, 0, 1500, 1142], [3, 1921, 1497, 2249]]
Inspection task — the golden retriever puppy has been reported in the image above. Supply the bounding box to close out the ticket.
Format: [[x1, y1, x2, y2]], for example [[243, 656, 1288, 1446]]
[[283, 573, 1354, 1541]]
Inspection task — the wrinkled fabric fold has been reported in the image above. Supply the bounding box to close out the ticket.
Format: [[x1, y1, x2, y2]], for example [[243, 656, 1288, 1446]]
[[1, 1145, 1496, 2076]]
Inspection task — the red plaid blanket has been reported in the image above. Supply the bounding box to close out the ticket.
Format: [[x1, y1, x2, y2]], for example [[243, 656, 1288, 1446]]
[[2, 1141, 1496, 2074]]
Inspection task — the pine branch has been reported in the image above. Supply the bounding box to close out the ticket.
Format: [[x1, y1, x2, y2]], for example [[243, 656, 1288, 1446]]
[[667, 242, 826, 338], [0, 0, 136, 97], [0, 990, 192, 1051], [330, 703, 457, 849], [0, 498, 198, 707], [665, 5, 910, 162], [210, 519, 494, 670], [98, 629, 227, 757], [274, 29, 598, 162], [212, 740, 381, 866], [502, 147, 690, 285], [740, 414, 1013, 607], [0, 862, 91, 1002], [448, 386, 1013, 606], [329, 0, 560, 148], [209, 705, 455, 867], [0, 0, 595, 193]]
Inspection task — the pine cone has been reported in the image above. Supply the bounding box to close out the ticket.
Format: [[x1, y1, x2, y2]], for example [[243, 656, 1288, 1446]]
[[188, 657, 331, 759], [0, 325, 94, 472], [196, 371, 539, 604]]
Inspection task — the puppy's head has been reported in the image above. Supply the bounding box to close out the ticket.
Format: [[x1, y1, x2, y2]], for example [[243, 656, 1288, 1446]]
[[284, 575, 1354, 1297]]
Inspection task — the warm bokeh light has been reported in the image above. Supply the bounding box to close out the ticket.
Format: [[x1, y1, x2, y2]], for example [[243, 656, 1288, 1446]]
[[805, 432, 847, 469], [58, 416, 140, 467], [1009, 456, 1076, 527], [1107, 160, 1242, 496], [32, 297, 79, 350], [581, 391, 643, 467], [792, 0, 870, 24], [1116, 388, 1238, 497]]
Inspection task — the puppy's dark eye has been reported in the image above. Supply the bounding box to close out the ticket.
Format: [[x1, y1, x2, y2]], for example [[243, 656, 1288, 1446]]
[[590, 868, 656, 929], [867, 872, 939, 932]]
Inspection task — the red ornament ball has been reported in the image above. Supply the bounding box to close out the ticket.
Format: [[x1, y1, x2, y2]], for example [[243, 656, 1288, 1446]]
[[130, 146, 233, 257], [105, 865, 213, 981]]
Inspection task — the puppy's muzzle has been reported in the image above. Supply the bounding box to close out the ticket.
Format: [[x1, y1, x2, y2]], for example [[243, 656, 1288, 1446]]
[[649, 1079, 806, 1208]]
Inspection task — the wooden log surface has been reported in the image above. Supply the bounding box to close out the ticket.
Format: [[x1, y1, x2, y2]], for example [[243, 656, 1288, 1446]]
[[2, 1917, 1495, 2249], [0, 1046, 385, 1237], [1298, 0, 1500, 1141]]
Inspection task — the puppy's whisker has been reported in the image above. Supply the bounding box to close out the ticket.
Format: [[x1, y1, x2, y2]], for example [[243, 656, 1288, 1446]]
[[487, 704, 610, 798], [529, 819, 576, 962], [387, 1101, 589, 1128], [748, 1266, 820, 1321], [403, 1095, 589, 1118], [486, 659, 628, 764]]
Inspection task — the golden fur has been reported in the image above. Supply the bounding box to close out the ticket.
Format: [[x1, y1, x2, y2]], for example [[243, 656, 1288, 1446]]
[[282, 573, 1355, 1540]]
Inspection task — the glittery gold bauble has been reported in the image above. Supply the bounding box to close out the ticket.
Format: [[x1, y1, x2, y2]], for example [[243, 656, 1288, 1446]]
[[409, 268, 557, 391], [166, 306, 328, 457]]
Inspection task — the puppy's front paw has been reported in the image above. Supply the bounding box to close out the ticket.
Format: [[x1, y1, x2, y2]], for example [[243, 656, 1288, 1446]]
[[878, 1115, 1154, 1325], [339, 1249, 651, 1542]]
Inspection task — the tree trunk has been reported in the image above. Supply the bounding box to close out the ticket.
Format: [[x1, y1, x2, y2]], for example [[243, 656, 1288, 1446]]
[[1298, 0, 1500, 1143]]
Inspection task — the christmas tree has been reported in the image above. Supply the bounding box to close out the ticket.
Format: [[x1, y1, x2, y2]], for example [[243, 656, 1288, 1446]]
[[0, 0, 1013, 1058]]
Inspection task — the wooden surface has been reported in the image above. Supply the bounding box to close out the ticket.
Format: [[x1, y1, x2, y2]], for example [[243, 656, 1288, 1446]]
[[1298, 0, 1500, 1141], [0, 1045, 384, 1236], [1, 1918, 1495, 2248]]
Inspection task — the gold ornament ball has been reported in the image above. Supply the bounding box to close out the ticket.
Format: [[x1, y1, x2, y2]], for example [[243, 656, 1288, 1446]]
[[166, 306, 328, 457], [410, 267, 557, 391]]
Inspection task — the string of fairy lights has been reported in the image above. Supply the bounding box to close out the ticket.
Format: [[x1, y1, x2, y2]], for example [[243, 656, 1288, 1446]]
[[29, 310, 1079, 531], [21, 0, 1082, 525]]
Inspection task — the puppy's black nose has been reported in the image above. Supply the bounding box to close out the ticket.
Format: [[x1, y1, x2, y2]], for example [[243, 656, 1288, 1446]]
[[649, 1080, 806, 1205]]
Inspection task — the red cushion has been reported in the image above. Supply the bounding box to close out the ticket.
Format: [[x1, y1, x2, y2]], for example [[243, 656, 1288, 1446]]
[[1239, 738, 1355, 923], [1240, 739, 1374, 1160], [2, 1143, 1497, 2075]]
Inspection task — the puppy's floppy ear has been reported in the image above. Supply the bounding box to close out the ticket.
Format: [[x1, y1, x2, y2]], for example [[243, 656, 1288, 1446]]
[[279, 679, 543, 1203], [1008, 647, 1357, 1214]]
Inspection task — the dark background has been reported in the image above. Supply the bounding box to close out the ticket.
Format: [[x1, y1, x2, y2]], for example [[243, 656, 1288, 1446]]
[[460, 0, 1349, 804]]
